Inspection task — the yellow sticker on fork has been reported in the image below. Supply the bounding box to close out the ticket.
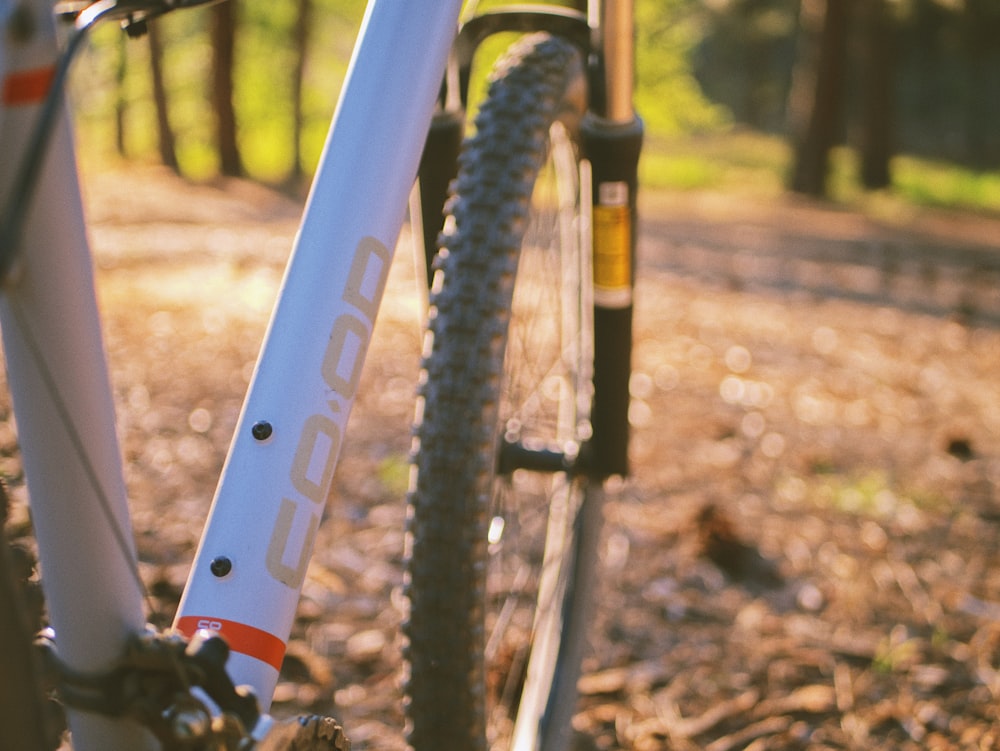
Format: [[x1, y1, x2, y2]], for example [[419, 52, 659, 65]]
[[593, 181, 632, 308]]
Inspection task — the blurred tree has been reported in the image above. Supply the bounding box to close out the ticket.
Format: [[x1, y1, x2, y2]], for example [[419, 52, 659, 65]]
[[961, 0, 1000, 168], [148, 20, 179, 172], [857, 0, 894, 189], [697, 0, 798, 132], [633, 0, 730, 135], [290, 0, 312, 182], [212, 0, 242, 176], [787, 0, 852, 197], [114, 33, 128, 157]]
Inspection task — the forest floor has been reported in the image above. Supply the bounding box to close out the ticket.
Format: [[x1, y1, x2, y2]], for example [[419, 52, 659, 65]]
[[9, 164, 1000, 750]]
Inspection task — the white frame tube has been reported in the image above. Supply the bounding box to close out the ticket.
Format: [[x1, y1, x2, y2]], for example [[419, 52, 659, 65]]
[[0, 0, 153, 748], [175, 0, 464, 703]]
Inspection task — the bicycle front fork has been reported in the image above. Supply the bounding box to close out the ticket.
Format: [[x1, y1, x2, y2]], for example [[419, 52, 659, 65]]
[[417, 120, 642, 480], [583, 113, 643, 478], [416, 0, 643, 480], [582, 0, 643, 478]]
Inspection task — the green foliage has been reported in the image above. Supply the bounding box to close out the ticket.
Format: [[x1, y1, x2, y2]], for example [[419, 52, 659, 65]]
[[72, 25, 156, 162], [72, 0, 365, 180], [819, 148, 1000, 215], [160, 11, 216, 177], [893, 156, 1000, 211], [234, 0, 297, 178], [376, 454, 410, 497], [73, 10, 216, 176], [234, 0, 363, 179], [640, 131, 788, 195], [633, 0, 731, 136]]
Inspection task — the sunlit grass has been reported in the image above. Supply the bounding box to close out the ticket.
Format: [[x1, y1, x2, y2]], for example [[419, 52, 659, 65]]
[[640, 130, 789, 196], [893, 156, 1000, 211], [641, 130, 1000, 216]]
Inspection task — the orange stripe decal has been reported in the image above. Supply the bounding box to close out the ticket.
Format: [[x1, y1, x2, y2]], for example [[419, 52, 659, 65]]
[[2, 66, 56, 106], [176, 616, 286, 672]]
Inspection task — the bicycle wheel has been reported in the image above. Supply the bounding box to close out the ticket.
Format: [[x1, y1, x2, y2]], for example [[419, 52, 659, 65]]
[[404, 33, 604, 751]]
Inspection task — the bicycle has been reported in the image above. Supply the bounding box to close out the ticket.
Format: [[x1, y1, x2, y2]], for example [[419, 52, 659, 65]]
[[0, 0, 642, 749]]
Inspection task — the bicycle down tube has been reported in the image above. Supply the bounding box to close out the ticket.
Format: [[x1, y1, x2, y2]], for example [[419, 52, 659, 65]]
[[173, 0, 464, 705]]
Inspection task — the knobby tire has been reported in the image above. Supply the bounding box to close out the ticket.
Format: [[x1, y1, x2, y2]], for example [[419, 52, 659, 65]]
[[404, 33, 603, 751]]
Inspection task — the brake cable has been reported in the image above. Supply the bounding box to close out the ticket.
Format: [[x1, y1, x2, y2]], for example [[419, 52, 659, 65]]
[[0, 0, 224, 279]]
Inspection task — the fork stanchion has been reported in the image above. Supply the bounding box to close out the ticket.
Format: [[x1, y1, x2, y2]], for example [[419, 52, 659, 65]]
[[581, 113, 643, 478]]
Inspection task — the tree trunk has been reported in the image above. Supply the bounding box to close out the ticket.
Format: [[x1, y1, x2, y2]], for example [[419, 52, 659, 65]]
[[962, 0, 1000, 169], [787, 0, 852, 197], [858, 0, 894, 189], [739, 0, 769, 129], [148, 21, 179, 172], [212, 0, 242, 177], [115, 33, 128, 157], [290, 0, 313, 182]]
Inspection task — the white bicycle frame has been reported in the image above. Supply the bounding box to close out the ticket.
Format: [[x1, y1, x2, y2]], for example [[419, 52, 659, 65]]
[[0, 0, 462, 747]]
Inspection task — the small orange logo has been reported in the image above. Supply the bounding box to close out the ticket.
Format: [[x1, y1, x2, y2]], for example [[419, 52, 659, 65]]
[[2, 66, 56, 106]]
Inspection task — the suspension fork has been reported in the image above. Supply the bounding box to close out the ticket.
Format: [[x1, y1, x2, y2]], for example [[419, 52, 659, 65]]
[[414, 107, 463, 284], [583, 0, 642, 478], [415, 1, 642, 478], [414, 5, 595, 284]]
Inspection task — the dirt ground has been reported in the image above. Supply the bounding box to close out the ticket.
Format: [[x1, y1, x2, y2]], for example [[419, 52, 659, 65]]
[[10, 164, 1000, 750]]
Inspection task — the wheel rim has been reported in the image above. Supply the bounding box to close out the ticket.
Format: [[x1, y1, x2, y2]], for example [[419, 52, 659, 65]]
[[485, 121, 593, 751]]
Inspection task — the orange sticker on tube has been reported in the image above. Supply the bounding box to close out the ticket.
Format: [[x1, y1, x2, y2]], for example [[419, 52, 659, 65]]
[[2, 66, 56, 106], [176, 615, 286, 672]]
